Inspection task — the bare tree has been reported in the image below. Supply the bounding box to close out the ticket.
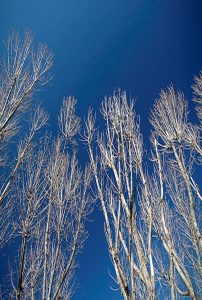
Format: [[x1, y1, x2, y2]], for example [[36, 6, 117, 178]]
[[150, 84, 202, 299], [1, 97, 92, 299], [85, 78, 202, 299], [192, 71, 202, 123], [0, 31, 53, 247], [40, 98, 91, 300], [0, 33, 92, 299], [0, 30, 53, 203], [85, 91, 156, 300]]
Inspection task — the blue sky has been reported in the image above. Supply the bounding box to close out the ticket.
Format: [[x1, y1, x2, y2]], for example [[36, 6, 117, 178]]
[[1, 1, 202, 299]]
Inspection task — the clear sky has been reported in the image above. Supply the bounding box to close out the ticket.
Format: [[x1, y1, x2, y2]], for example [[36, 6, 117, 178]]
[[1, 1, 202, 299]]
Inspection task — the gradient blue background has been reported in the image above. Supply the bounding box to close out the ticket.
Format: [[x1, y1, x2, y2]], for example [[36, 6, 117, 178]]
[[0, 1, 202, 299]]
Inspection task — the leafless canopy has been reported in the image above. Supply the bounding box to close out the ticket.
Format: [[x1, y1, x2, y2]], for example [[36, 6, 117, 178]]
[[192, 71, 202, 122], [0, 33, 92, 300], [1, 30, 201, 300], [0, 31, 52, 149], [86, 79, 202, 299], [0, 31, 52, 248]]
